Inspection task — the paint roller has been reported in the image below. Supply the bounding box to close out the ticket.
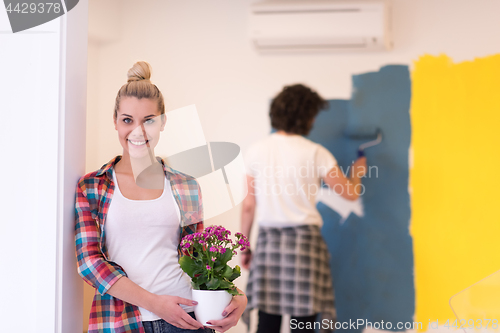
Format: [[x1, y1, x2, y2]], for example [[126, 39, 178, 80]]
[[344, 128, 382, 158]]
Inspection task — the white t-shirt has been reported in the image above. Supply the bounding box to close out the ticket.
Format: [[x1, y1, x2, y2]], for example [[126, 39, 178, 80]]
[[105, 170, 194, 321], [245, 133, 337, 227]]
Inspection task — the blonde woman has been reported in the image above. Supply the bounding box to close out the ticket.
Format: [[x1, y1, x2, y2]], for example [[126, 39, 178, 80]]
[[75, 61, 247, 333]]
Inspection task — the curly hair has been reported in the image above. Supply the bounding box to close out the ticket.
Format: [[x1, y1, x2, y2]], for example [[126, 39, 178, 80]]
[[270, 84, 327, 135]]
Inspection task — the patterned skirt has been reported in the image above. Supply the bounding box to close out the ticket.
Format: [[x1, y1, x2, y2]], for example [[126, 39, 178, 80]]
[[245, 225, 336, 319]]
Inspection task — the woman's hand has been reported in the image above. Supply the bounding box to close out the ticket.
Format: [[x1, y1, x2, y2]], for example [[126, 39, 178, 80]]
[[323, 156, 367, 201], [151, 295, 204, 330], [206, 291, 248, 332], [351, 157, 367, 178], [241, 250, 252, 270]]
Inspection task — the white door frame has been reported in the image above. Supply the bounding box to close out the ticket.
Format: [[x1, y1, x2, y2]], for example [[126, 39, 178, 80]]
[[55, 1, 88, 332]]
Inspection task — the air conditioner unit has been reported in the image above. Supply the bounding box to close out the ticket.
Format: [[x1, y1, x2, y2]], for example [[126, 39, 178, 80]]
[[249, 0, 392, 52]]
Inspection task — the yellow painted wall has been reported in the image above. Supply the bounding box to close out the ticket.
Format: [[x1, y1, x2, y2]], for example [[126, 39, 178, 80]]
[[411, 54, 500, 329]]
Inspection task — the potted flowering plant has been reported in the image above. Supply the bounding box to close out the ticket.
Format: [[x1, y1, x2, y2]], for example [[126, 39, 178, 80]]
[[179, 225, 250, 325]]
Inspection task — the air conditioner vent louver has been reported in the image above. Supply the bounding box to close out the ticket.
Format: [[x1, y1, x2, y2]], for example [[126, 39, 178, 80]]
[[249, 0, 392, 52], [253, 9, 362, 14]]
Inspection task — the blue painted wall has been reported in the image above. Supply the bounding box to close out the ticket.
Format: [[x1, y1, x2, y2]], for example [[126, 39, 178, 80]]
[[308, 65, 414, 332]]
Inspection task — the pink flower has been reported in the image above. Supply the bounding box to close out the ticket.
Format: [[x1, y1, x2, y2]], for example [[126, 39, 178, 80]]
[[209, 246, 217, 252], [211, 257, 216, 262], [206, 265, 212, 270]]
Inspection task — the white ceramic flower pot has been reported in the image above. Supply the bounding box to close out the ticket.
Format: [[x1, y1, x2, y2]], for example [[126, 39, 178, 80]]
[[191, 289, 232, 326]]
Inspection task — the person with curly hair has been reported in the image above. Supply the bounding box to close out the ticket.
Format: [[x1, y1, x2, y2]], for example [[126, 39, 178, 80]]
[[241, 84, 366, 333]]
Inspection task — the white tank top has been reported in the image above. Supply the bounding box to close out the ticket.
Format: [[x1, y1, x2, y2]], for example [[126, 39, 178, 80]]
[[105, 170, 194, 321], [244, 133, 337, 227]]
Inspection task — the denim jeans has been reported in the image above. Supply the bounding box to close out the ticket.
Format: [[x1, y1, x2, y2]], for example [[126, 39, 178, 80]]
[[142, 312, 215, 333]]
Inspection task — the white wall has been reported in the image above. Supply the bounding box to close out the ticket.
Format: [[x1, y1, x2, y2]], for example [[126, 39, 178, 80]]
[[85, 1, 500, 332], [0, 17, 60, 333], [0, 2, 88, 333], [86, 0, 500, 170], [58, 3, 89, 332]]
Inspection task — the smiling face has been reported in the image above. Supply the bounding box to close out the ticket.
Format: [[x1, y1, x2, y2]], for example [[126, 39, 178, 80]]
[[114, 96, 165, 159]]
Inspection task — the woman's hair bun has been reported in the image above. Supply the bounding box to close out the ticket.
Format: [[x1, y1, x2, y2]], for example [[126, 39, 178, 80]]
[[114, 61, 165, 118], [127, 61, 152, 83]]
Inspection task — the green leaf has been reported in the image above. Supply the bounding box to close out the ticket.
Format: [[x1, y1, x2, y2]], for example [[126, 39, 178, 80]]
[[227, 287, 241, 296], [220, 249, 233, 265], [219, 279, 233, 289], [191, 280, 200, 290], [197, 273, 209, 285], [179, 255, 200, 278], [206, 278, 221, 290], [222, 266, 233, 279], [228, 265, 241, 281]]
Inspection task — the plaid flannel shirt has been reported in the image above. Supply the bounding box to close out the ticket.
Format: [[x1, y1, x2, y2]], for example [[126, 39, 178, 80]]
[[75, 156, 204, 333]]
